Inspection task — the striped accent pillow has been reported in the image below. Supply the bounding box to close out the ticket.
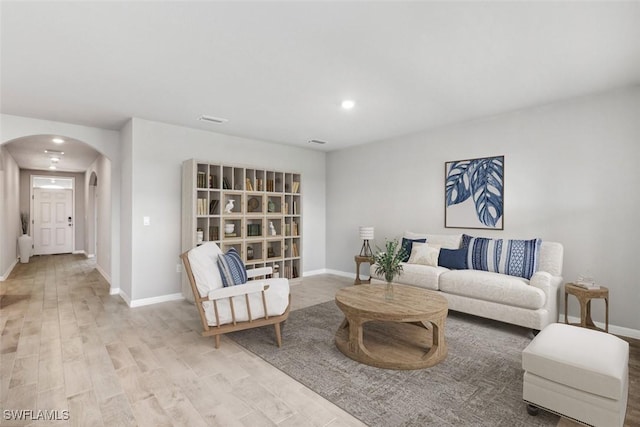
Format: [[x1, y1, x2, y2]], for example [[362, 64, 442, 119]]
[[217, 248, 248, 287], [498, 238, 541, 279], [466, 237, 503, 273]]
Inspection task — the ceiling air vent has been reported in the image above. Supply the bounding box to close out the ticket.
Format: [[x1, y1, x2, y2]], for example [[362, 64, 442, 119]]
[[198, 115, 229, 124], [308, 139, 327, 145]]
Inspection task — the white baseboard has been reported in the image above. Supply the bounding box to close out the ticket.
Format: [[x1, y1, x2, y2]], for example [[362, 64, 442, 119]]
[[0, 258, 18, 281], [303, 268, 329, 277], [565, 315, 640, 340], [95, 264, 111, 285], [109, 287, 120, 295], [128, 293, 184, 308], [86, 253, 95, 259], [118, 289, 131, 306], [323, 269, 355, 279], [72, 250, 85, 255]]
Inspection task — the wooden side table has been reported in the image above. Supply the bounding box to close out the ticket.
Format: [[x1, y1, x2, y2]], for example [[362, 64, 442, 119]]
[[564, 283, 609, 333], [354, 255, 373, 285]]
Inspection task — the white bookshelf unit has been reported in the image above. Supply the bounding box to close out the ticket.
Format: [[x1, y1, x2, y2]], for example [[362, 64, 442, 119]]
[[181, 159, 302, 301]]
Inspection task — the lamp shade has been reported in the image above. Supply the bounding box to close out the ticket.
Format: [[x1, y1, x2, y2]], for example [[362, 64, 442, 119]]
[[359, 226, 374, 240]]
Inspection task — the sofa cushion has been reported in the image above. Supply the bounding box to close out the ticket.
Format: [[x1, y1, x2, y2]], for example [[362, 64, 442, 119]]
[[408, 243, 441, 266], [439, 270, 546, 309], [400, 238, 426, 262], [187, 242, 224, 296], [438, 247, 468, 270]]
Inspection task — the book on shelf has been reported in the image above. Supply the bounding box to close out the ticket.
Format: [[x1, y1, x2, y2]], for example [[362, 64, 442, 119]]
[[292, 201, 298, 215], [245, 178, 253, 191], [210, 175, 218, 189], [292, 181, 300, 193], [285, 224, 291, 236], [197, 198, 209, 215], [222, 177, 231, 189], [292, 221, 299, 236], [197, 171, 206, 188], [209, 199, 219, 215], [267, 179, 274, 192], [292, 242, 299, 257], [283, 202, 289, 214], [209, 226, 219, 241]]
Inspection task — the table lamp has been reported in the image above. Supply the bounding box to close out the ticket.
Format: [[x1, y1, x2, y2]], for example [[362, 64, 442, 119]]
[[359, 226, 374, 257]]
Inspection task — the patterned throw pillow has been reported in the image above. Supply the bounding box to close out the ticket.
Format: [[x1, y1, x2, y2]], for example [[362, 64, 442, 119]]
[[466, 236, 541, 279], [466, 237, 503, 274], [498, 238, 541, 279], [400, 238, 426, 262], [217, 248, 248, 287]]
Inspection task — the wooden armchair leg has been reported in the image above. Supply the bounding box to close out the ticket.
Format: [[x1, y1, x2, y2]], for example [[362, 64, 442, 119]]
[[214, 335, 221, 349], [274, 323, 282, 347]]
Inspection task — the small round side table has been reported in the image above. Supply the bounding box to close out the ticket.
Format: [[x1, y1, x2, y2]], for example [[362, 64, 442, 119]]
[[354, 255, 373, 285], [564, 283, 609, 333]]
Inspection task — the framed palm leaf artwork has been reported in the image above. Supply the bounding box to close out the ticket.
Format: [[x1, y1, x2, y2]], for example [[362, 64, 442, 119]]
[[445, 155, 504, 229]]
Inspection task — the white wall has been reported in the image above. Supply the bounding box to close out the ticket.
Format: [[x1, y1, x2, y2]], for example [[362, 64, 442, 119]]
[[85, 155, 113, 284], [326, 87, 640, 331], [124, 118, 326, 301], [19, 169, 85, 252], [119, 120, 133, 300], [0, 147, 20, 280]]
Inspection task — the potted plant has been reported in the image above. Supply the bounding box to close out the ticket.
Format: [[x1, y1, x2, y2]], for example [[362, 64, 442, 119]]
[[373, 238, 407, 300], [18, 212, 32, 263]]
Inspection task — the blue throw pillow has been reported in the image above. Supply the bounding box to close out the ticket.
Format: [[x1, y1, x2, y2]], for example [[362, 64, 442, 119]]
[[217, 248, 248, 287], [401, 238, 426, 262], [438, 248, 468, 270], [461, 233, 474, 249], [466, 237, 503, 273], [498, 238, 541, 279]]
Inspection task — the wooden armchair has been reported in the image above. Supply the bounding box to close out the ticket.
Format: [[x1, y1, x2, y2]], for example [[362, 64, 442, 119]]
[[181, 242, 290, 348]]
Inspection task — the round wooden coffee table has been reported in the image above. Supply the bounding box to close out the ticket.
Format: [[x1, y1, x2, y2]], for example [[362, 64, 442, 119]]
[[334, 283, 448, 370]]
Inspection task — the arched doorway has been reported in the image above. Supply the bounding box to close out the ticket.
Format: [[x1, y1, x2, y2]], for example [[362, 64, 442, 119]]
[[0, 132, 114, 290]]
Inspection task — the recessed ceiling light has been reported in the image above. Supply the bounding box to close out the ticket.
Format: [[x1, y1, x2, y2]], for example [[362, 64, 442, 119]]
[[50, 157, 60, 163], [52, 138, 65, 144], [198, 115, 229, 124], [49, 165, 57, 170], [341, 100, 355, 110], [44, 149, 64, 155]]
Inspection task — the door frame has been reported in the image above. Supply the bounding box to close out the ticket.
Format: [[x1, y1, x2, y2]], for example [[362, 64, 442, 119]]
[[30, 175, 76, 255]]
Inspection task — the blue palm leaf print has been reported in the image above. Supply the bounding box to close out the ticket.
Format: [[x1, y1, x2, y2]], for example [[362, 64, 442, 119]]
[[445, 160, 472, 206], [470, 157, 503, 227], [446, 156, 503, 227]]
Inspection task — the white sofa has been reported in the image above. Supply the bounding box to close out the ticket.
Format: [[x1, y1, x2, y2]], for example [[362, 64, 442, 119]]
[[370, 233, 564, 331]]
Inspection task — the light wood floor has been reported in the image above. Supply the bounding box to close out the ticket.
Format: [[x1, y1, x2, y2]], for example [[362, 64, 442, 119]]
[[1, 254, 637, 426]]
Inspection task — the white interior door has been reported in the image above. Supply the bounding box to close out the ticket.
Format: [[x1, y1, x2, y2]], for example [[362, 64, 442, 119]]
[[33, 188, 73, 255]]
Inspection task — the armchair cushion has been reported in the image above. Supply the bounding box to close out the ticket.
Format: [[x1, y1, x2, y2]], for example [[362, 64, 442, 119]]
[[187, 242, 224, 296]]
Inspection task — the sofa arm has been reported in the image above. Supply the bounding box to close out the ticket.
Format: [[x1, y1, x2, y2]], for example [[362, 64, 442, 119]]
[[529, 271, 563, 323]]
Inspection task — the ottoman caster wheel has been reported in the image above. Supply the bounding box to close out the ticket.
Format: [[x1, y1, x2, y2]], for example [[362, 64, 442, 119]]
[[527, 404, 540, 416]]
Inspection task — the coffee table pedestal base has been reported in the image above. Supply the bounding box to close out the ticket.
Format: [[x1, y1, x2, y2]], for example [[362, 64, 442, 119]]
[[335, 316, 447, 370]]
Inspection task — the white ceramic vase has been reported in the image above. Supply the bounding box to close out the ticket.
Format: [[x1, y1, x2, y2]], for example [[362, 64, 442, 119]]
[[18, 234, 32, 264]]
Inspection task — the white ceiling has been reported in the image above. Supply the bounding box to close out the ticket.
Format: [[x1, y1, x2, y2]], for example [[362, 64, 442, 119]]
[[5, 135, 99, 173], [1, 1, 639, 166]]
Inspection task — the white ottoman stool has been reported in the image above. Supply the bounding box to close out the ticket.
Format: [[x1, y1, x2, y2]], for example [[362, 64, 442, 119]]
[[522, 323, 629, 427]]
